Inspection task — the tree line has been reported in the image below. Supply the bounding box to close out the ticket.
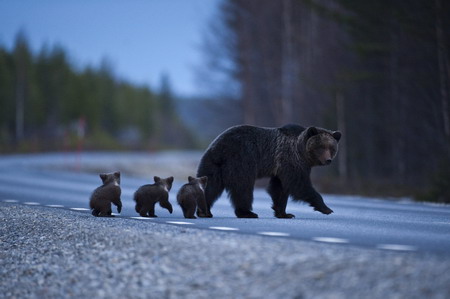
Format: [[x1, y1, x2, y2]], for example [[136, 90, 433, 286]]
[[205, 0, 450, 201], [0, 32, 197, 152]]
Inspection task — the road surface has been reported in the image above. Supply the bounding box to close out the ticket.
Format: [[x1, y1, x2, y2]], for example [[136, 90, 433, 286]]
[[1, 152, 449, 254]]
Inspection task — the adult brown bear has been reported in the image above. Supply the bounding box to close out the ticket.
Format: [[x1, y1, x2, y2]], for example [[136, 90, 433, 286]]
[[196, 124, 341, 218]]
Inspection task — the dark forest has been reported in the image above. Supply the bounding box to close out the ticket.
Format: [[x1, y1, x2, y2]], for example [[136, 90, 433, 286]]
[[202, 0, 450, 202], [0, 33, 197, 152]]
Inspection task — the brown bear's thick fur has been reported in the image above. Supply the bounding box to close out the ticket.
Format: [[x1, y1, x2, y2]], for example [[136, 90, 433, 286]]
[[197, 124, 341, 218]]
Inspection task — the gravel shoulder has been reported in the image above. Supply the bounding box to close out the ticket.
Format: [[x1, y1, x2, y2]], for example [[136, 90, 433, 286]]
[[1, 202, 449, 299]]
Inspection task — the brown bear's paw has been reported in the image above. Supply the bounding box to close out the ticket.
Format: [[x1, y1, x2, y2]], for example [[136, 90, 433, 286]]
[[275, 212, 295, 219], [235, 210, 259, 218], [315, 207, 333, 215], [197, 210, 213, 218]]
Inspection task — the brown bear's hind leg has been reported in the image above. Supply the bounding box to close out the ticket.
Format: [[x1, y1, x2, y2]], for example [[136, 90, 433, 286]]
[[230, 188, 258, 218]]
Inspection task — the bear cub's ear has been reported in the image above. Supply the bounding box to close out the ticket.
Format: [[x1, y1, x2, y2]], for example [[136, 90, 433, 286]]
[[199, 176, 208, 186], [99, 173, 108, 183], [154, 176, 161, 183], [188, 176, 195, 183], [332, 131, 342, 142]]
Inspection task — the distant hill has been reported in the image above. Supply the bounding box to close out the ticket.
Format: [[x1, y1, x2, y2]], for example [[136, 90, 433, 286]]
[[176, 98, 242, 146]]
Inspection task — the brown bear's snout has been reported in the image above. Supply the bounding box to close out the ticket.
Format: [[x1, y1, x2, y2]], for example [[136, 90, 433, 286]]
[[319, 149, 334, 165]]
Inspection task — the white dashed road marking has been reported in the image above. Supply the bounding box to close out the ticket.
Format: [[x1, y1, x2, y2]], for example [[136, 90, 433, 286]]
[[3, 199, 19, 203], [258, 232, 290, 237], [70, 207, 90, 211], [166, 221, 195, 225], [46, 204, 64, 208], [313, 237, 349, 244], [377, 244, 417, 251], [209, 226, 239, 231], [0, 200, 428, 253]]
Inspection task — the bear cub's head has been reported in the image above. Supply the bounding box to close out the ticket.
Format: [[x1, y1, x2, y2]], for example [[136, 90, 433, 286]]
[[304, 127, 341, 166], [154, 176, 174, 192], [100, 171, 120, 186], [188, 176, 208, 191]]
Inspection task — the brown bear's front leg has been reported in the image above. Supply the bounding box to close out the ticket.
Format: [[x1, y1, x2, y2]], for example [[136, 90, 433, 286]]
[[299, 187, 333, 215], [197, 205, 213, 218], [267, 176, 295, 218], [306, 189, 333, 215]]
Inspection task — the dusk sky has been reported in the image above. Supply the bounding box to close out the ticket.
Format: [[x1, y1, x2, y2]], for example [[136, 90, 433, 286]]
[[0, 0, 221, 97]]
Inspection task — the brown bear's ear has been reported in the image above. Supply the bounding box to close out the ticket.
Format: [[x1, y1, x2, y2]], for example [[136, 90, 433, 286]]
[[154, 176, 161, 183], [332, 131, 342, 142], [114, 171, 120, 178], [188, 176, 195, 183], [305, 127, 319, 139], [167, 176, 174, 184]]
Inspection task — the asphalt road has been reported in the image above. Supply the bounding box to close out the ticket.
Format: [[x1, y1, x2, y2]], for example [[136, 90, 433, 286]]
[[1, 152, 449, 254]]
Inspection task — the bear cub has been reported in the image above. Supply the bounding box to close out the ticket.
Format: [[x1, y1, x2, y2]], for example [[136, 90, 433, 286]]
[[90, 171, 122, 217], [177, 176, 208, 219], [134, 176, 174, 217]]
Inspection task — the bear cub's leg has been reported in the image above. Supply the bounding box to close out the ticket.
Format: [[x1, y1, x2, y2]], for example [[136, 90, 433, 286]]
[[146, 203, 157, 217], [98, 208, 114, 217], [181, 201, 197, 219], [139, 203, 157, 217]]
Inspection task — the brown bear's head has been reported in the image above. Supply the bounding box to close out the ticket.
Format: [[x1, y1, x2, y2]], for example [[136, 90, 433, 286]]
[[99, 171, 120, 186], [304, 127, 341, 166]]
